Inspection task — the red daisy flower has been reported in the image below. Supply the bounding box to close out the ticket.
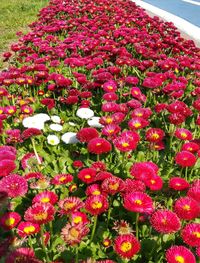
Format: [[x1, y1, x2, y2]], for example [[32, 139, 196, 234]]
[[21, 152, 43, 170], [78, 168, 96, 184], [0, 212, 21, 230], [174, 128, 193, 141], [175, 151, 196, 167], [101, 176, 125, 195], [145, 128, 165, 143], [120, 130, 140, 143], [123, 191, 154, 214], [169, 177, 190, 191], [58, 197, 84, 215], [87, 138, 112, 155], [102, 81, 117, 92], [131, 108, 152, 119], [70, 211, 89, 226], [187, 187, 200, 203], [24, 202, 55, 224], [144, 175, 163, 191], [95, 171, 113, 181], [0, 174, 28, 198], [0, 159, 16, 177], [114, 234, 140, 259], [17, 221, 40, 237], [22, 128, 42, 140], [130, 162, 157, 181], [174, 197, 200, 220], [85, 194, 109, 215], [124, 179, 146, 193], [86, 184, 102, 196], [181, 142, 200, 153], [5, 248, 41, 263], [128, 117, 149, 130], [102, 124, 121, 137], [61, 222, 90, 246], [91, 161, 107, 172], [150, 210, 181, 234], [51, 174, 73, 185], [76, 127, 99, 143], [166, 245, 196, 263], [181, 223, 200, 247], [113, 136, 138, 152], [72, 160, 84, 169], [32, 191, 58, 205]]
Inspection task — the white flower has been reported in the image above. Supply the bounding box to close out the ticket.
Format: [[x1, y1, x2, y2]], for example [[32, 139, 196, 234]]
[[76, 108, 94, 119], [34, 113, 50, 122], [49, 124, 63, 131], [47, 135, 60, 145], [51, 115, 61, 123], [68, 121, 77, 126], [61, 132, 79, 144], [87, 117, 103, 128], [22, 116, 45, 130]]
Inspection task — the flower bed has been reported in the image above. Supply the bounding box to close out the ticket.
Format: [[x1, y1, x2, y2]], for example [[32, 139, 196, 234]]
[[0, 0, 200, 262]]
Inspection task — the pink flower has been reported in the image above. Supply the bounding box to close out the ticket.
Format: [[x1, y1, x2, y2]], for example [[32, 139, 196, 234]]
[[165, 245, 196, 263], [0, 174, 28, 198]]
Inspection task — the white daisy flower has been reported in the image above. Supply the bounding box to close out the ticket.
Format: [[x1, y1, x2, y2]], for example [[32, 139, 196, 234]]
[[47, 135, 60, 145], [87, 116, 103, 128], [51, 115, 61, 123], [49, 124, 63, 131], [22, 116, 45, 130], [61, 132, 79, 144], [34, 113, 50, 122], [76, 108, 94, 119]]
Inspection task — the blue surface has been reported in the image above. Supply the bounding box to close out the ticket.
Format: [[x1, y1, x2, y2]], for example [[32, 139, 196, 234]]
[[143, 0, 200, 27]]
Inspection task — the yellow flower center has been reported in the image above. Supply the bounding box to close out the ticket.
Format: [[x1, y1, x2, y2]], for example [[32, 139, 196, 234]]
[[73, 216, 82, 224], [150, 180, 156, 184], [122, 142, 129, 147], [5, 217, 15, 226], [64, 202, 75, 210], [70, 227, 79, 238], [107, 86, 113, 90], [151, 133, 159, 139], [23, 225, 36, 234], [106, 118, 113, 124], [120, 241, 132, 252], [93, 190, 101, 195], [136, 113, 143, 117], [8, 109, 14, 113], [180, 132, 187, 138], [103, 240, 110, 246], [24, 109, 30, 113], [135, 199, 142, 205], [109, 182, 119, 190], [96, 143, 102, 146], [59, 176, 66, 182], [0, 110, 3, 114], [34, 212, 48, 221], [108, 129, 114, 134], [193, 231, 200, 238], [183, 205, 190, 211], [92, 201, 103, 209], [161, 218, 167, 225], [41, 197, 50, 203], [134, 122, 141, 128], [175, 256, 185, 263]]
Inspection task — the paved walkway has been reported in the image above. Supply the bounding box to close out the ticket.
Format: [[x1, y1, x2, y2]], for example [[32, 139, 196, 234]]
[[133, 0, 200, 46], [142, 0, 200, 27]]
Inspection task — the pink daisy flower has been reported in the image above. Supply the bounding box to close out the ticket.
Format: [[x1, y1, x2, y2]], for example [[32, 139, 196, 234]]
[[87, 138, 112, 155], [174, 197, 200, 220], [0, 174, 28, 198], [165, 245, 196, 263], [58, 197, 84, 215], [85, 194, 109, 215], [169, 177, 190, 191], [123, 191, 154, 214], [32, 191, 58, 205], [17, 221, 40, 237], [114, 234, 140, 259], [150, 210, 181, 234], [175, 151, 197, 167], [0, 211, 21, 230], [181, 223, 200, 247]]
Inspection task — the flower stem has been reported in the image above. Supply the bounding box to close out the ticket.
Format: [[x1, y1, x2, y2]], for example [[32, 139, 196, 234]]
[[90, 215, 98, 243], [75, 245, 79, 263], [135, 213, 139, 240], [31, 138, 41, 165], [28, 236, 33, 250], [40, 225, 50, 263]]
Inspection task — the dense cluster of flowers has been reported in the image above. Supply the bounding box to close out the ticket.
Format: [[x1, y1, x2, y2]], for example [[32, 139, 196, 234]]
[[0, 0, 200, 262]]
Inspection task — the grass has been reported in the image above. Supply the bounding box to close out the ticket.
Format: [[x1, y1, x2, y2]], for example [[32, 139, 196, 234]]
[[0, 0, 49, 67]]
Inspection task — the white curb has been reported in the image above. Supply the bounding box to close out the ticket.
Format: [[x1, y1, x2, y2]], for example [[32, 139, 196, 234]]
[[132, 0, 200, 47]]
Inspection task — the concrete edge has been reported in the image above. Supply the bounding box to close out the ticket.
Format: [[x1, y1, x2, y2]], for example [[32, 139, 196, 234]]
[[132, 0, 200, 47]]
